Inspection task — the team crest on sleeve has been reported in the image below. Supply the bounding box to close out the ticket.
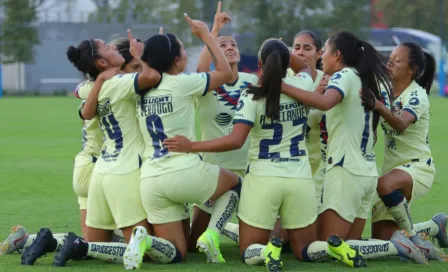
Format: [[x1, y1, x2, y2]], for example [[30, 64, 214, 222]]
[[331, 73, 342, 81], [236, 99, 245, 111], [409, 97, 419, 106]]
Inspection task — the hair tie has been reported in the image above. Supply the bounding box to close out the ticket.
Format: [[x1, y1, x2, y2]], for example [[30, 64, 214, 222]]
[[163, 34, 171, 53], [357, 41, 364, 51], [88, 39, 94, 59]]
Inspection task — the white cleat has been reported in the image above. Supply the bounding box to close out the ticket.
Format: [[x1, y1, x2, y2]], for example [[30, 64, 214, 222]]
[[0, 225, 28, 256], [123, 226, 148, 270]]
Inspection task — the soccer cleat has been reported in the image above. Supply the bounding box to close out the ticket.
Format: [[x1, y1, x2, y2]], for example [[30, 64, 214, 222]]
[[197, 229, 225, 263], [0, 225, 28, 255], [432, 213, 448, 248], [410, 233, 448, 262], [265, 237, 283, 272], [123, 226, 148, 270], [327, 235, 367, 268], [53, 232, 87, 267], [390, 230, 427, 264], [21, 228, 55, 265]]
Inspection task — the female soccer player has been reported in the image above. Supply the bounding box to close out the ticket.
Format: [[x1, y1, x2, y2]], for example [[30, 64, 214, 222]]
[[163, 37, 364, 270], [281, 31, 428, 266], [188, 2, 257, 250], [122, 15, 241, 269], [0, 37, 144, 260], [270, 30, 329, 251], [370, 42, 447, 260], [20, 35, 161, 267], [290, 31, 325, 175]]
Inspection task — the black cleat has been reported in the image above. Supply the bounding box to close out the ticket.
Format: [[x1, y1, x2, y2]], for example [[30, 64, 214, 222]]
[[21, 228, 55, 265], [53, 232, 88, 267]]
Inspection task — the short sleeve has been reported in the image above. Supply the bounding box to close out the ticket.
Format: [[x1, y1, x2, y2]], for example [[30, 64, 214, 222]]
[[77, 81, 93, 100], [78, 100, 86, 120], [176, 72, 210, 97], [114, 73, 139, 99], [402, 89, 428, 122], [325, 69, 351, 100], [233, 91, 256, 127]]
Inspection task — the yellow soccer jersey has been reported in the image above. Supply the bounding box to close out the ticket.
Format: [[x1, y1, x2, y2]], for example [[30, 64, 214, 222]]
[[286, 68, 296, 78], [74, 81, 103, 167], [137, 72, 211, 178], [305, 70, 325, 174], [324, 68, 377, 177], [380, 80, 432, 177], [233, 73, 314, 178], [78, 73, 145, 175], [196, 72, 258, 170]]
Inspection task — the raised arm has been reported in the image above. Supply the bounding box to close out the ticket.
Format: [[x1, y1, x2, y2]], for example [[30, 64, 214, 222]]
[[185, 13, 232, 91], [81, 68, 120, 120], [128, 29, 161, 93], [197, 1, 231, 73], [289, 53, 311, 75]]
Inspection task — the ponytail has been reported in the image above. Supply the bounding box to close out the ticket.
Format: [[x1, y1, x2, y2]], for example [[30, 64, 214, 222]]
[[248, 39, 290, 121], [249, 52, 284, 120], [327, 31, 392, 132], [401, 42, 436, 95], [416, 52, 435, 94], [357, 40, 391, 111]]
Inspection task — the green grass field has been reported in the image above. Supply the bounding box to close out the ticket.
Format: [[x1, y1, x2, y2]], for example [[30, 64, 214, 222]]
[[0, 96, 447, 272]]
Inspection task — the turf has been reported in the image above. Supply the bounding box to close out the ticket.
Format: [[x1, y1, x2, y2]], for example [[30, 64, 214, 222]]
[[0, 96, 447, 272]]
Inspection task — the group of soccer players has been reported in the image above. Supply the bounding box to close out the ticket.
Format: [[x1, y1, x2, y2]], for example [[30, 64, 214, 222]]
[[1, 2, 447, 271]]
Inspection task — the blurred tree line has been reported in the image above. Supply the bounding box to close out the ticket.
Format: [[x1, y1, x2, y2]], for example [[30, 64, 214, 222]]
[[0, 0, 446, 63]]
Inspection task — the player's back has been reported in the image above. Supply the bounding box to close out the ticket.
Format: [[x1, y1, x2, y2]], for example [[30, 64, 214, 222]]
[[234, 74, 314, 178], [137, 72, 211, 178], [80, 73, 144, 174], [325, 67, 377, 176]]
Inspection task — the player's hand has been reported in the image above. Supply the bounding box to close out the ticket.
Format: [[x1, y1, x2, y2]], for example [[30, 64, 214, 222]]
[[314, 75, 329, 94], [360, 89, 378, 109], [128, 29, 144, 59], [159, 27, 163, 35], [184, 13, 210, 39], [212, 2, 231, 33], [163, 135, 192, 153], [98, 67, 121, 82]]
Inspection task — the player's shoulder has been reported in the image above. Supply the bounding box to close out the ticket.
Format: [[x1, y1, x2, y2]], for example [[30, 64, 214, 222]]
[[238, 72, 259, 85], [404, 81, 429, 106], [76, 80, 94, 99], [284, 72, 313, 90]]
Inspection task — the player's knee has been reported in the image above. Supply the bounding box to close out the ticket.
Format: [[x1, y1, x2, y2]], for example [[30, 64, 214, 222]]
[[377, 177, 396, 195]]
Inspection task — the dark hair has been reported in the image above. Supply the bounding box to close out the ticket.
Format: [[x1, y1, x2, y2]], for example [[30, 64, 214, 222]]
[[111, 38, 141, 70], [248, 39, 290, 120], [67, 39, 101, 80], [327, 31, 392, 132], [294, 30, 323, 70], [401, 42, 435, 94], [141, 34, 181, 74]]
